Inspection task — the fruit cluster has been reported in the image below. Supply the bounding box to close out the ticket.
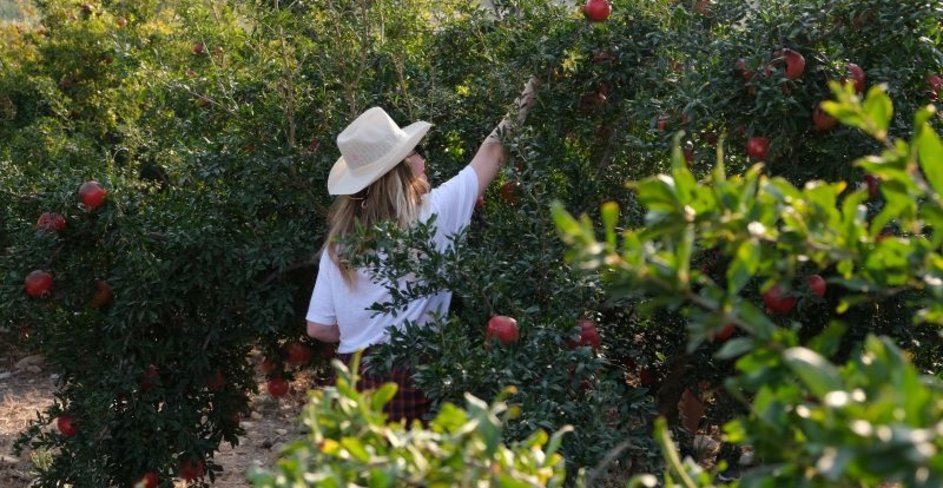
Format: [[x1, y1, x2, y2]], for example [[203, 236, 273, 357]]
[[24, 181, 108, 300]]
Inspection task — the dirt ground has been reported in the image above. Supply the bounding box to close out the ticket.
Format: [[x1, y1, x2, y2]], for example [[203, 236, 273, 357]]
[[0, 339, 310, 488]]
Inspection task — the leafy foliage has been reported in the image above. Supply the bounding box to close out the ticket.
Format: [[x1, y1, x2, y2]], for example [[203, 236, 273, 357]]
[[2, 0, 943, 485], [555, 85, 943, 485], [249, 354, 571, 488]]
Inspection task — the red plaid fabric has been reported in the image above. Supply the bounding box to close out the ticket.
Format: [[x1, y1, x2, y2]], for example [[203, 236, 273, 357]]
[[336, 350, 430, 425]]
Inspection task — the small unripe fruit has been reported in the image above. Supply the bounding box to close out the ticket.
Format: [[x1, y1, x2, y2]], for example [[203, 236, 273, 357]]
[[683, 147, 695, 167], [91, 280, 113, 309], [267, 377, 290, 397], [735, 58, 755, 82], [807, 274, 827, 297], [693, 0, 712, 15], [928, 74, 943, 101], [179, 459, 205, 481], [57, 415, 78, 437], [285, 341, 313, 366], [745, 136, 769, 161], [568, 318, 601, 350], [583, 0, 611, 22], [656, 115, 668, 131], [36, 212, 66, 232], [78, 180, 107, 210], [24, 270, 53, 298], [486, 315, 519, 344], [781, 49, 805, 80], [712, 323, 736, 343], [812, 106, 837, 131], [865, 174, 880, 198], [763, 284, 797, 315], [845, 63, 866, 93]]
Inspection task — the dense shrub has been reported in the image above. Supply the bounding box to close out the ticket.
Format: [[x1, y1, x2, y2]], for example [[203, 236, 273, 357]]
[[1, 0, 942, 485], [557, 85, 943, 485], [249, 355, 572, 487]]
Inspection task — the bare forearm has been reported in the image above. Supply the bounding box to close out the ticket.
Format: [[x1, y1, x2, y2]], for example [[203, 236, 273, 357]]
[[306, 321, 340, 343], [470, 76, 541, 195]]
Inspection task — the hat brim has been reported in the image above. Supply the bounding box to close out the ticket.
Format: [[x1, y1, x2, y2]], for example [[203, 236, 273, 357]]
[[327, 121, 432, 196]]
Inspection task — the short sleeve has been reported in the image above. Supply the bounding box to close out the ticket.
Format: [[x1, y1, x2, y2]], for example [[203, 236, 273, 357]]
[[426, 165, 479, 236], [306, 252, 337, 324]]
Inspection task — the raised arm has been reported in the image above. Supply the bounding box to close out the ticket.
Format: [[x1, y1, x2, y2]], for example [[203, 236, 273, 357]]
[[469, 76, 541, 197]]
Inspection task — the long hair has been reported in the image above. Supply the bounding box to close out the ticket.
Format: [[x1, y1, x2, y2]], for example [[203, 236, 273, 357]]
[[323, 161, 430, 287]]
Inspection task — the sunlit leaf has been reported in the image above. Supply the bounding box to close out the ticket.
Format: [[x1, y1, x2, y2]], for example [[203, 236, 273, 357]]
[[862, 85, 893, 140], [727, 239, 759, 294], [782, 347, 842, 398], [916, 119, 943, 197]]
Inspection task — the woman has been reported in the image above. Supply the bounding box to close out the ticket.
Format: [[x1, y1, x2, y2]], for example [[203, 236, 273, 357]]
[[306, 77, 539, 423]]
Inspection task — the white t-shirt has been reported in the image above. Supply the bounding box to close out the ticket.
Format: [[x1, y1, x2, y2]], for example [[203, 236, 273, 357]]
[[306, 166, 479, 353]]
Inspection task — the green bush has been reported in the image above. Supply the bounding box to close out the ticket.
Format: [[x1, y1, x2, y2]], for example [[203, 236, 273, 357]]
[[556, 85, 943, 485], [3, 0, 943, 485], [249, 353, 571, 487]]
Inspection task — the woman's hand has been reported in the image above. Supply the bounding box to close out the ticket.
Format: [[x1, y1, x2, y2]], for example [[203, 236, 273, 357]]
[[514, 75, 541, 123], [470, 76, 542, 196]]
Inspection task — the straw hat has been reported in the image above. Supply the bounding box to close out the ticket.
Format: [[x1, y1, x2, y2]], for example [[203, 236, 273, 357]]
[[328, 107, 432, 195]]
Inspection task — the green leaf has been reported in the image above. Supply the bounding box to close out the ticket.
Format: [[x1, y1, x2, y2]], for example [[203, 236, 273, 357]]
[[921, 205, 943, 248], [550, 202, 582, 241], [671, 130, 688, 171], [431, 402, 467, 433], [526, 428, 549, 448], [636, 175, 682, 213], [340, 437, 371, 462], [782, 347, 843, 399], [677, 226, 694, 286], [806, 321, 847, 358], [736, 300, 777, 340], [916, 120, 943, 197], [837, 259, 855, 279], [727, 239, 760, 294], [601, 201, 619, 250], [546, 425, 573, 458], [369, 469, 394, 488], [711, 132, 727, 183], [822, 100, 866, 132], [869, 179, 916, 237], [496, 474, 532, 488], [670, 134, 699, 205], [371, 383, 399, 412], [863, 85, 893, 140], [715, 337, 755, 360], [914, 104, 937, 129]]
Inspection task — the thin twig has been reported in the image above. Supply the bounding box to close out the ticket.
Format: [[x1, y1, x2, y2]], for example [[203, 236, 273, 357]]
[[164, 80, 238, 117], [276, 13, 297, 147], [585, 439, 638, 487]]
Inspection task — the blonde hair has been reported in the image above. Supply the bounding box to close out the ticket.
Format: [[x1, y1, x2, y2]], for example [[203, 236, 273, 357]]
[[323, 161, 430, 286]]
